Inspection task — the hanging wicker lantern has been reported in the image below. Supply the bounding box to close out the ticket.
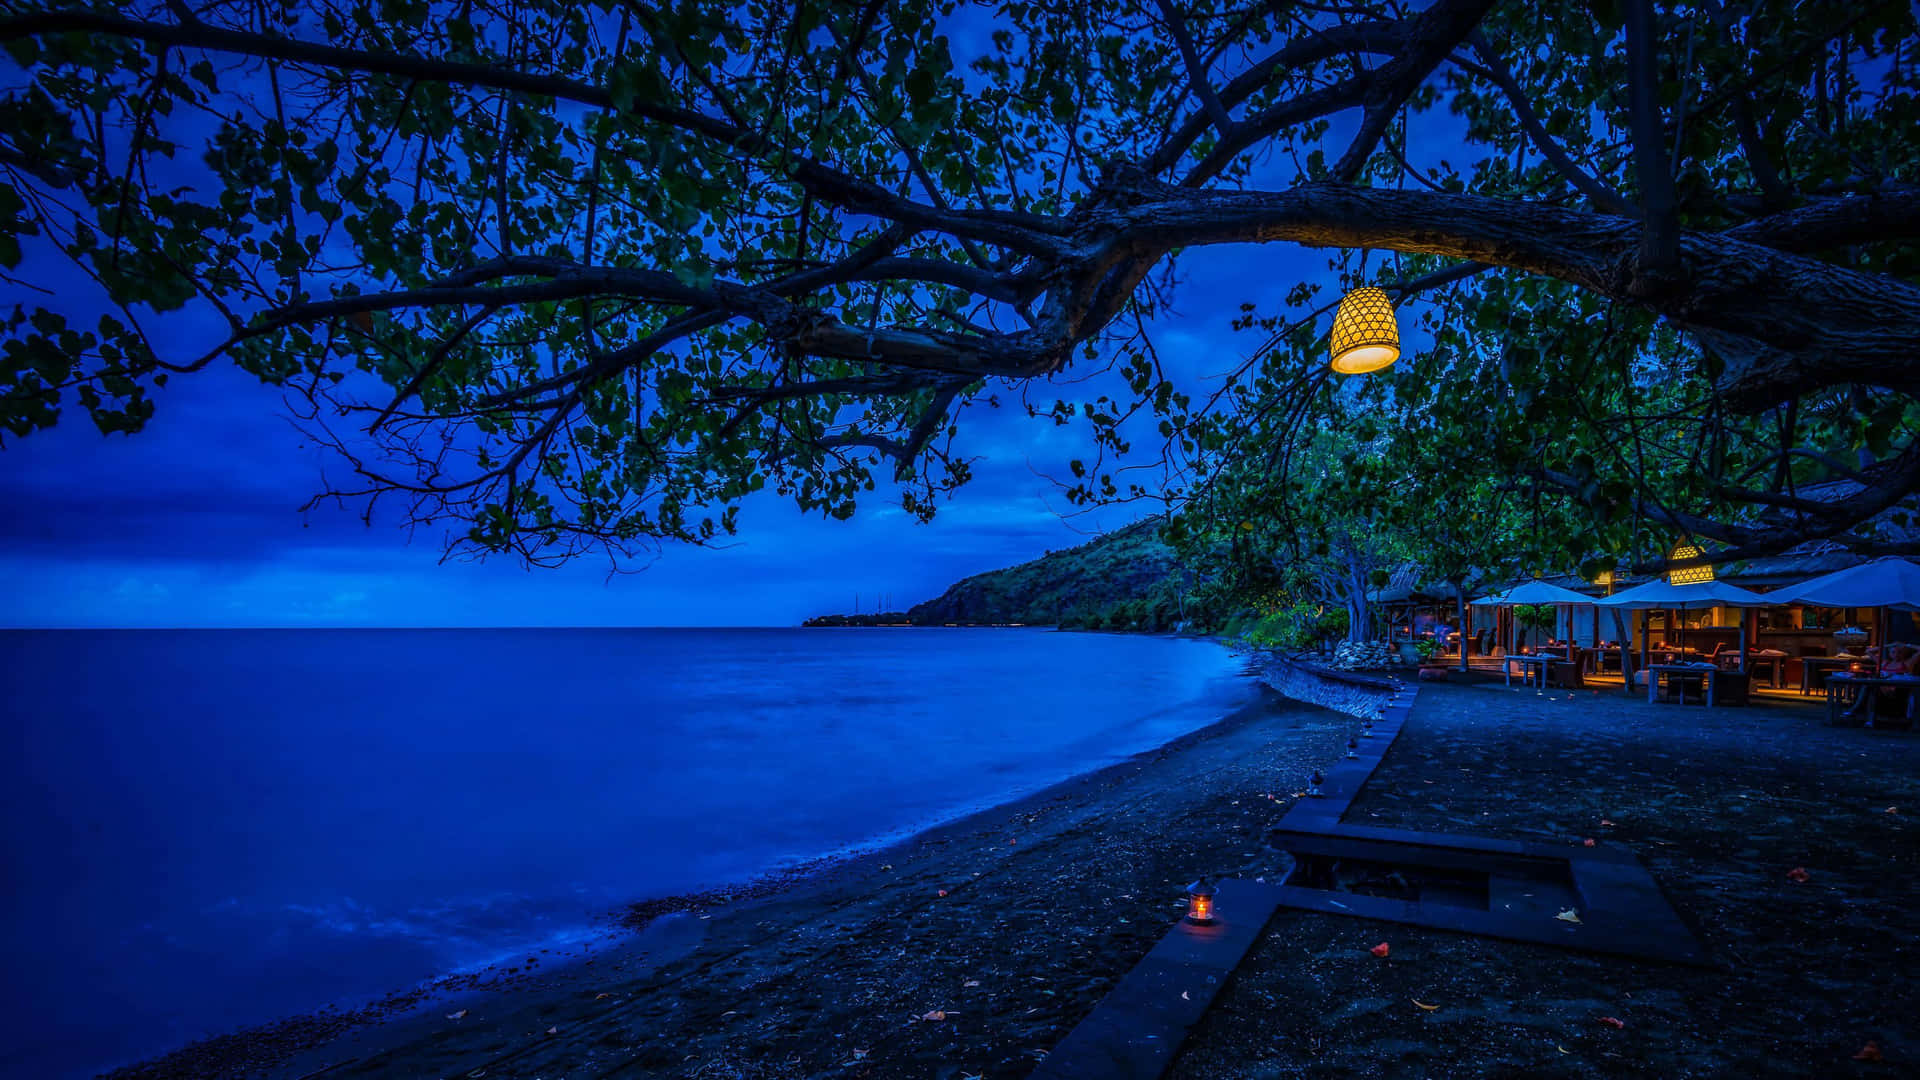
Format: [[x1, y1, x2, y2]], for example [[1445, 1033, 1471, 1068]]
[[1666, 540, 1715, 585], [1329, 286, 1400, 374]]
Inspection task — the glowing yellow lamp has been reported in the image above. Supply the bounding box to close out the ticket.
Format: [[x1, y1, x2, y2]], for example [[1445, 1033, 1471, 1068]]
[[1666, 541, 1715, 585], [1184, 878, 1217, 925], [1329, 286, 1400, 374]]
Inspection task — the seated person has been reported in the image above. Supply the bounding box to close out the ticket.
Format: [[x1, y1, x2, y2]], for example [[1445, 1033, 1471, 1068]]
[[1882, 644, 1915, 677], [1862, 645, 1919, 726]]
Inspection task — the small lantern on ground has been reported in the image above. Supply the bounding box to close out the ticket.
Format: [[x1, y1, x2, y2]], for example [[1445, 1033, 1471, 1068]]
[[1307, 770, 1325, 797], [1360, 716, 1375, 738], [1329, 286, 1401, 374], [1185, 878, 1217, 925], [1346, 736, 1360, 759]]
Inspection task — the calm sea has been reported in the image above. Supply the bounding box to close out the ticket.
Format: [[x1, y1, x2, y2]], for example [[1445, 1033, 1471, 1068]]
[[0, 627, 1249, 1078]]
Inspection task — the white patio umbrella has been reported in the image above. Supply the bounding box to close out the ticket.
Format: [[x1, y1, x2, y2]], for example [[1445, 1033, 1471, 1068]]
[[1471, 580, 1598, 657], [1596, 579, 1770, 673], [1471, 580, 1597, 606], [1594, 579, 1771, 610], [1761, 556, 1920, 657], [1758, 556, 1920, 612]]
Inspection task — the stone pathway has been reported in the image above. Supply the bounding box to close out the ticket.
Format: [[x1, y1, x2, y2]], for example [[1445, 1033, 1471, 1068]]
[[1030, 667, 1408, 1080]]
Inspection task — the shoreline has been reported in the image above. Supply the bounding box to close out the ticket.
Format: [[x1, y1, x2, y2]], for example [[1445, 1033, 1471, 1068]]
[[111, 646, 1300, 1080], [286, 674, 1343, 1079]]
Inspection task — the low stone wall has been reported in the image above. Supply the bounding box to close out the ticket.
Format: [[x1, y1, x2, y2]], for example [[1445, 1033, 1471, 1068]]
[[1327, 639, 1407, 672], [1251, 651, 1398, 720]]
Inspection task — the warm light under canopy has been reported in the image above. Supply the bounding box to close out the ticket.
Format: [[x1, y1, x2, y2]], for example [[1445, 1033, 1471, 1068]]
[[1329, 286, 1400, 374], [1666, 541, 1715, 585]]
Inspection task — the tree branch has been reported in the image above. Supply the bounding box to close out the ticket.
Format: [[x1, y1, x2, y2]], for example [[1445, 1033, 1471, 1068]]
[[1145, 19, 1404, 176], [1155, 0, 1235, 136], [1624, 0, 1679, 286], [1460, 37, 1638, 216], [0, 10, 1067, 256], [1722, 188, 1920, 252], [1329, 0, 1497, 183]]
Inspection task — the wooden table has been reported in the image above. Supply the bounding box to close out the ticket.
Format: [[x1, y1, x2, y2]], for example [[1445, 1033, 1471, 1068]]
[[1652, 647, 1703, 665], [1746, 653, 1787, 688], [1800, 656, 1858, 695], [1648, 664, 1723, 705], [1503, 655, 1552, 688], [1824, 675, 1920, 726], [1589, 646, 1623, 673]]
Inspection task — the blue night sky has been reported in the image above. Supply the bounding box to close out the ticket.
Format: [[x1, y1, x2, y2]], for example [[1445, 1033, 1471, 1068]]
[[0, 240, 1350, 628], [0, 21, 1459, 629]]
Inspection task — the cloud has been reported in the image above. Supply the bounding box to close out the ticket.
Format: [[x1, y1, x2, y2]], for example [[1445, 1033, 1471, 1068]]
[[112, 577, 171, 603]]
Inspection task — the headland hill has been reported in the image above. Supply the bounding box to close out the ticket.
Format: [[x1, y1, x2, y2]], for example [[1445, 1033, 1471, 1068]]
[[801, 519, 1190, 630]]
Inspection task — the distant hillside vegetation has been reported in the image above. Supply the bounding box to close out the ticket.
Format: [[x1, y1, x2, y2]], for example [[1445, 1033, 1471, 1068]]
[[905, 520, 1188, 628]]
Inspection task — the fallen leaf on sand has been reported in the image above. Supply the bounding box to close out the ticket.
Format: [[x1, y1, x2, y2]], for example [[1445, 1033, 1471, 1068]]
[[1854, 1041, 1884, 1062], [1557, 1045, 1571, 1054], [546, 1026, 559, 1036], [1557, 909, 1583, 924], [1885, 807, 1898, 815], [1600, 819, 1617, 827], [1181, 991, 1190, 1000], [1413, 1000, 1439, 1011], [920, 1010, 950, 1021], [1598, 1016, 1625, 1029], [1583, 838, 1596, 847], [963, 980, 980, 987], [594, 993, 611, 1000], [1787, 867, 1812, 883], [1370, 942, 1391, 958], [447, 1010, 468, 1020], [937, 889, 949, 898]]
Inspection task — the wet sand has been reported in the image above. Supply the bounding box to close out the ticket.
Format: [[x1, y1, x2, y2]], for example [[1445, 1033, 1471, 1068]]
[[112, 673, 1355, 1079]]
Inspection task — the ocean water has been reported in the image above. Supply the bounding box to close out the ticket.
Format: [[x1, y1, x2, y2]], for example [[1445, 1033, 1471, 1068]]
[[0, 628, 1250, 1078]]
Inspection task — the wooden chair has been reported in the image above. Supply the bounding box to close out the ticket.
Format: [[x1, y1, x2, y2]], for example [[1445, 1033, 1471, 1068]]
[[1549, 650, 1586, 689], [1713, 670, 1752, 706], [1657, 668, 1708, 704]]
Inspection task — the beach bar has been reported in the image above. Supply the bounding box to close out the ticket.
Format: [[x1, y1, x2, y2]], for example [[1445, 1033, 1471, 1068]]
[[1383, 546, 1920, 709]]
